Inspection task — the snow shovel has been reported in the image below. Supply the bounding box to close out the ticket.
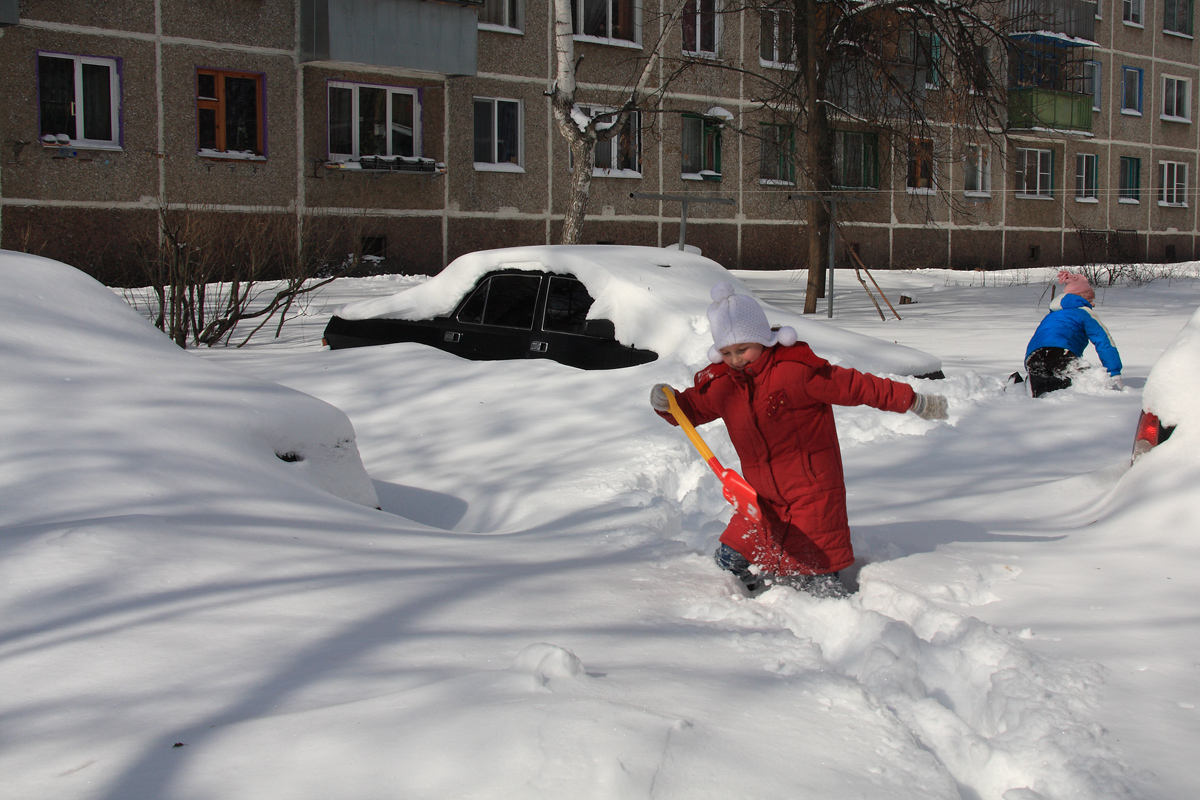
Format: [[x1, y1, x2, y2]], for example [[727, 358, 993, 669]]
[[662, 387, 763, 522]]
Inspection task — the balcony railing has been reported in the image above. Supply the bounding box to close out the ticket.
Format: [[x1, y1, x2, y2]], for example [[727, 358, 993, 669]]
[[1008, 0, 1097, 42], [1009, 87, 1093, 131]]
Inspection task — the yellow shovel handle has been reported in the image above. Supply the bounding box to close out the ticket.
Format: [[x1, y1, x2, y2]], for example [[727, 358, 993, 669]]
[[663, 386, 717, 464]]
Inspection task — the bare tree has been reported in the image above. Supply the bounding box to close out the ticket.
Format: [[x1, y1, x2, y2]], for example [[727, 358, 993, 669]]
[[710, 0, 1036, 311], [548, 0, 691, 243]]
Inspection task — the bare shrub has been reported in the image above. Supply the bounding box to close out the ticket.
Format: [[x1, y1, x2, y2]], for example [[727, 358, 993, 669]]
[[131, 205, 367, 348]]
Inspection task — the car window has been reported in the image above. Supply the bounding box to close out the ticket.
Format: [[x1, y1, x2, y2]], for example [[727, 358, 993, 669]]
[[457, 273, 542, 329], [543, 277, 596, 335]]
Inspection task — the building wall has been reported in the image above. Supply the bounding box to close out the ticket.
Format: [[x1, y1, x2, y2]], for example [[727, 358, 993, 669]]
[[1, 0, 1198, 283]]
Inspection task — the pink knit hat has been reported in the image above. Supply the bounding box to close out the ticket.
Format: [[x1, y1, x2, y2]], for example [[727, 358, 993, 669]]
[[1058, 270, 1095, 302]]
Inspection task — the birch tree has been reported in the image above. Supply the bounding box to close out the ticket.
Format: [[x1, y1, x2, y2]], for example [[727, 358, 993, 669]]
[[548, 0, 690, 244]]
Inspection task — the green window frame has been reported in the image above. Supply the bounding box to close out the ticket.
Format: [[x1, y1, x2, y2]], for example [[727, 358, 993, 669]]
[[833, 130, 878, 189], [1119, 156, 1141, 202], [758, 123, 794, 183], [1164, 0, 1193, 34]]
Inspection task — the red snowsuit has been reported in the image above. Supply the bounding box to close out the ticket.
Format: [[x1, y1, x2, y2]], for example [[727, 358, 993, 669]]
[[661, 343, 915, 576]]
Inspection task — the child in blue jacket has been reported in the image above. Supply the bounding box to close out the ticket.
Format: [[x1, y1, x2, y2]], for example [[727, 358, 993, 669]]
[[1024, 271, 1122, 397]]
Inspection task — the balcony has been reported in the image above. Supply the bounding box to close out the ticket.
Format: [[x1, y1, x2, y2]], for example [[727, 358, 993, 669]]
[[301, 0, 478, 76], [1008, 0, 1097, 43], [1009, 87, 1093, 132]]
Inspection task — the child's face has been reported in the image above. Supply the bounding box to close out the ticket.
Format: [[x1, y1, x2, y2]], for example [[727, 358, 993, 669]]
[[719, 342, 764, 371]]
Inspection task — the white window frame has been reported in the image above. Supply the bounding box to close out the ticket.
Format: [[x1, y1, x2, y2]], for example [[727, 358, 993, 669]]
[[1121, 66, 1143, 115], [478, 0, 523, 33], [327, 81, 421, 162], [1084, 60, 1102, 111], [1162, 76, 1191, 122], [571, 0, 641, 46], [1122, 0, 1143, 25], [682, 0, 719, 57], [577, 105, 641, 177], [1094, 0, 1102, 18], [1016, 147, 1054, 198], [473, 97, 523, 172], [37, 52, 122, 149], [1159, 161, 1188, 206], [1076, 153, 1099, 201], [759, 10, 795, 69], [964, 143, 991, 197]]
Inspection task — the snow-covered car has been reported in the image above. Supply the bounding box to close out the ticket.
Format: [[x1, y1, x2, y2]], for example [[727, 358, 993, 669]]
[[1132, 305, 1199, 461], [324, 245, 944, 376]]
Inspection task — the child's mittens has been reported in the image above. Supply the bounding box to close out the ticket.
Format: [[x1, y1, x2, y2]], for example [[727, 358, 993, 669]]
[[650, 384, 674, 412], [909, 392, 948, 420]]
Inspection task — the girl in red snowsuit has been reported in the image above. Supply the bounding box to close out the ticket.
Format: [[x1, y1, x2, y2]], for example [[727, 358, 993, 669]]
[[652, 282, 947, 596]]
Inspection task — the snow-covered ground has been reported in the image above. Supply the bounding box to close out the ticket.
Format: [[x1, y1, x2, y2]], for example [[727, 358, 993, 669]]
[[2, 251, 1198, 799]]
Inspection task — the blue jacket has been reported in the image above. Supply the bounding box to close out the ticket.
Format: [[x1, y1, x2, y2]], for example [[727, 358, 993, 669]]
[[1025, 293, 1122, 375]]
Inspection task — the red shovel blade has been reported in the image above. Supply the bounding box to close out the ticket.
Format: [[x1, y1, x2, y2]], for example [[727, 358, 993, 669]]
[[708, 458, 763, 523]]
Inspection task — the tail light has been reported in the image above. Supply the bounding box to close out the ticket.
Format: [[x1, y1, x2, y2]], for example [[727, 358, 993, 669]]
[[321, 337, 329, 348], [1132, 410, 1162, 462]]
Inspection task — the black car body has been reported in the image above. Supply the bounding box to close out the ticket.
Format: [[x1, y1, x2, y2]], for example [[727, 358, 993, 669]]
[[324, 270, 657, 370]]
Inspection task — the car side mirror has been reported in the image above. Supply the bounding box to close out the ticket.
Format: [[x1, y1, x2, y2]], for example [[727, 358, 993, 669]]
[[583, 318, 616, 339]]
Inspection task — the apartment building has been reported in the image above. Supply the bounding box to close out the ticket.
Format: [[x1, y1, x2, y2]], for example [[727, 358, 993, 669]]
[[0, 0, 1196, 283]]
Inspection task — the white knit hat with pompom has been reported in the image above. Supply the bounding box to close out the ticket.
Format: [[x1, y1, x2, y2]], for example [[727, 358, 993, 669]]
[[706, 281, 797, 364]]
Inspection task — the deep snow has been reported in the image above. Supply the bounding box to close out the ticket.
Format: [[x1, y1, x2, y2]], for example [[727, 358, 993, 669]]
[[1, 251, 1198, 800]]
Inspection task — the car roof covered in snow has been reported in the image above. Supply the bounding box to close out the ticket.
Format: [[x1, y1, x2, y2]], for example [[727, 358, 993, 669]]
[[337, 244, 942, 376], [1142, 304, 1200, 430]]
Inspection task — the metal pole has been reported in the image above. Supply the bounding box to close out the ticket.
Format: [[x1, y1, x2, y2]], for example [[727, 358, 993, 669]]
[[827, 199, 836, 318], [679, 200, 689, 250]]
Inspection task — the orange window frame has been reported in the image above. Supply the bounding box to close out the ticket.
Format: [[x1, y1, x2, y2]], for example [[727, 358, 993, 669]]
[[196, 69, 264, 155]]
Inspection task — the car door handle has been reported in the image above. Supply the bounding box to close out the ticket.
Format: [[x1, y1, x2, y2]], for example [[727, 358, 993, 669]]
[[530, 341, 548, 353], [444, 331, 462, 343]]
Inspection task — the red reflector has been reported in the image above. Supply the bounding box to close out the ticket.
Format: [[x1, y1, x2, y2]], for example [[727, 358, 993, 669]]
[[1135, 411, 1161, 447]]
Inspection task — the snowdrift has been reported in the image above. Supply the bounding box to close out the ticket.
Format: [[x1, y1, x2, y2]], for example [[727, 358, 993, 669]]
[[0, 250, 378, 523]]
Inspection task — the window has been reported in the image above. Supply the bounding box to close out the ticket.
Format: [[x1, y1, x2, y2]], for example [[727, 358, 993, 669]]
[[965, 144, 991, 196], [37, 53, 120, 148], [759, 123, 794, 183], [1123, 0, 1142, 24], [1164, 0, 1193, 34], [682, 0, 717, 55], [900, 27, 941, 88], [759, 9, 794, 67], [196, 69, 264, 157], [543, 277, 597, 335], [1016, 147, 1053, 197], [1159, 161, 1188, 205], [479, 0, 521, 30], [1076, 153, 1099, 200], [907, 138, 934, 192], [1084, 60, 1102, 111], [834, 131, 878, 189], [1162, 76, 1191, 121], [577, 105, 640, 175], [572, 0, 637, 44], [968, 45, 990, 94], [328, 81, 419, 162], [457, 274, 541, 329], [1121, 67, 1143, 114], [1119, 156, 1141, 201], [473, 97, 522, 170], [681, 115, 721, 178]]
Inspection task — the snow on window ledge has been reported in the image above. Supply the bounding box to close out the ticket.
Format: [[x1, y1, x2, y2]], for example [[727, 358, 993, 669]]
[[758, 178, 794, 186], [474, 162, 525, 173], [682, 171, 722, 182], [591, 167, 642, 179], [325, 155, 446, 175], [198, 148, 266, 161]]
